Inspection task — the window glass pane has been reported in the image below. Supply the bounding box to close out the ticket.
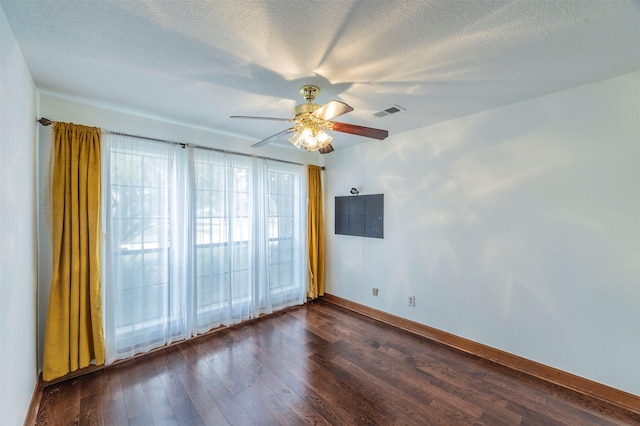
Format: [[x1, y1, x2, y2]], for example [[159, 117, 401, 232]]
[[196, 189, 211, 217], [233, 270, 249, 298], [143, 157, 168, 187], [234, 168, 248, 192], [280, 172, 293, 193], [196, 162, 211, 188], [278, 217, 293, 238], [112, 152, 141, 185], [112, 186, 141, 219], [196, 218, 211, 245], [114, 218, 142, 249], [212, 190, 224, 217]]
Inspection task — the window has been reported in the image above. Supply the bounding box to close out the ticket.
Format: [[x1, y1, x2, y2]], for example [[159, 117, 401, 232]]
[[103, 134, 306, 363]]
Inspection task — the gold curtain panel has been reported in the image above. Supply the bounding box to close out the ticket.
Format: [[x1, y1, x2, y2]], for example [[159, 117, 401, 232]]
[[306, 165, 325, 299], [43, 122, 105, 381]]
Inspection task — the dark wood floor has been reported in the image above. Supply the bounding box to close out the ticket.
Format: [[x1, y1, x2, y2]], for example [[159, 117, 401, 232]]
[[34, 300, 639, 425]]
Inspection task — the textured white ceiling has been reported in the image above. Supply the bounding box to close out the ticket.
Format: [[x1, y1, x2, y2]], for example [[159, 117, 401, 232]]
[[2, 0, 639, 151]]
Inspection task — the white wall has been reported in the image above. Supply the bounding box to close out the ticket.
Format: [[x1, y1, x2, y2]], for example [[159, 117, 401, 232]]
[[0, 5, 38, 424], [324, 72, 640, 395], [36, 94, 321, 369]]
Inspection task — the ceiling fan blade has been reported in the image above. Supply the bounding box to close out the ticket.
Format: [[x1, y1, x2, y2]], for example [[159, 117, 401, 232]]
[[332, 122, 389, 140], [319, 144, 334, 154], [312, 100, 353, 121], [231, 115, 292, 122], [252, 128, 294, 148]]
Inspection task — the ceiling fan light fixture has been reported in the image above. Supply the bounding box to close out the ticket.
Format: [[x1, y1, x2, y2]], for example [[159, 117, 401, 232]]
[[288, 126, 333, 152]]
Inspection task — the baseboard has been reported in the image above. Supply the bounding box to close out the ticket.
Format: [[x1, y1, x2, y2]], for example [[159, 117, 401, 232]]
[[322, 293, 640, 414], [23, 374, 43, 426]]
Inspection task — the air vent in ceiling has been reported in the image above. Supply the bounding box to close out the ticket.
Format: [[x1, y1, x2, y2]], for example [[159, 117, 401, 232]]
[[374, 104, 405, 118]]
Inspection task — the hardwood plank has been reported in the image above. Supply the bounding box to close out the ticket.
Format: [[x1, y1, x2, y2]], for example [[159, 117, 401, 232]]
[[177, 372, 230, 425], [208, 355, 255, 395], [157, 372, 189, 408], [117, 363, 151, 422], [140, 376, 179, 425], [127, 410, 154, 426], [158, 370, 204, 425], [262, 394, 308, 426], [80, 369, 103, 398], [233, 386, 281, 424], [79, 393, 105, 426], [328, 353, 441, 424], [249, 353, 332, 425], [101, 364, 123, 402], [543, 397, 626, 426], [50, 378, 81, 425], [35, 385, 60, 425], [253, 349, 353, 425], [102, 396, 128, 426], [208, 383, 254, 425], [171, 400, 206, 426], [479, 406, 524, 426]]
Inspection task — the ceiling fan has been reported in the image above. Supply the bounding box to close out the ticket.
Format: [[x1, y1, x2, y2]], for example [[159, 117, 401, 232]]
[[230, 85, 388, 154]]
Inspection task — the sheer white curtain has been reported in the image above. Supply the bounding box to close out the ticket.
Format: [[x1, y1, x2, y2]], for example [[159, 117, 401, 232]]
[[251, 157, 271, 317], [192, 150, 307, 331], [193, 149, 254, 330], [102, 134, 306, 363], [264, 160, 307, 311], [102, 135, 192, 363]]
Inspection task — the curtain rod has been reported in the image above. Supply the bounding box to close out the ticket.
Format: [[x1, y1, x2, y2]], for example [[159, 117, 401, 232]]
[[37, 117, 324, 170]]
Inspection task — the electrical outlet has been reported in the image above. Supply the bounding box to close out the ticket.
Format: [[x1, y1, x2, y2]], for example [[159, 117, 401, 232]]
[[408, 295, 415, 307], [372, 288, 379, 296]]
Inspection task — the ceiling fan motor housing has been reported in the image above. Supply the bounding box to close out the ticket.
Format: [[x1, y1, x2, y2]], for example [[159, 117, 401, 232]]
[[292, 103, 321, 117]]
